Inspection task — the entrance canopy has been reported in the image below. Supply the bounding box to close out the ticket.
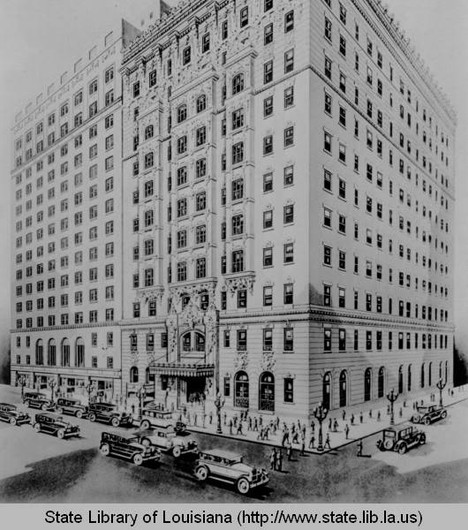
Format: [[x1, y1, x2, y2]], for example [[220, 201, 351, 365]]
[[150, 362, 214, 378]]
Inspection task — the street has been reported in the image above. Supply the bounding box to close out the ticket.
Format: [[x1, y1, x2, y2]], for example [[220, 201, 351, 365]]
[[1, 384, 468, 503]]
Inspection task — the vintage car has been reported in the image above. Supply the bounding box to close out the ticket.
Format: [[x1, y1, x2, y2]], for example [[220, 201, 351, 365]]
[[194, 449, 269, 495], [139, 407, 186, 433], [0, 403, 31, 426], [88, 403, 133, 427], [55, 398, 88, 418], [376, 426, 426, 454], [137, 426, 198, 458], [410, 405, 448, 425], [99, 431, 161, 466], [32, 413, 80, 439], [22, 392, 55, 411]]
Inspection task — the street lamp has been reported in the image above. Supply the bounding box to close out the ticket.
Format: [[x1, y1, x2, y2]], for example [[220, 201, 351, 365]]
[[137, 385, 146, 420], [17, 375, 27, 398], [386, 388, 399, 426], [86, 381, 96, 405], [436, 378, 447, 407], [214, 392, 225, 434], [313, 402, 328, 452], [48, 378, 57, 403]]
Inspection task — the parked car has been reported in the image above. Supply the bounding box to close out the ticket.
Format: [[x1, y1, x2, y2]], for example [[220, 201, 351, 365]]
[[137, 426, 198, 458], [99, 431, 161, 466], [22, 392, 55, 411], [139, 407, 186, 433], [55, 398, 88, 418], [194, 449, 269, 495], [376, 426, 426, 454], [410, 405, 447, 425], [32, 413, 80, 439], [0, 403, 31, 426], [88, 403, 133, 427]]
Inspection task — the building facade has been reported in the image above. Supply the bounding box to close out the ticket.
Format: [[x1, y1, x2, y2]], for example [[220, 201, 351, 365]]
[[11, 0, 456, 420]]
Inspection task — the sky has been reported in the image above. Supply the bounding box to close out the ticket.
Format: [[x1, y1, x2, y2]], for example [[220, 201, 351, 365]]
[[0, 0, 467, 353]]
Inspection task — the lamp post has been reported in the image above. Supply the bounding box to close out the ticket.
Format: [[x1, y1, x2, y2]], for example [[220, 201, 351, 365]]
[[137, 385, 146, 420], [48, 378, 57, 403], [17, 375, 27, 398], [313, 402, 328, 452], [386, 388, 399, 426], [436, 378, 447, 407], [86, 381, 96, 405], [214, 392, 225, 434]]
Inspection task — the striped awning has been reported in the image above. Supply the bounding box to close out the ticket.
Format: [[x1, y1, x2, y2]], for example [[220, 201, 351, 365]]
[[150, 362, 214, 378]]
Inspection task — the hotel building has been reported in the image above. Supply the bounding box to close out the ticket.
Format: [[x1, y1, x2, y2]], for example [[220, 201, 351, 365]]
[[11, 0, 456, 420]]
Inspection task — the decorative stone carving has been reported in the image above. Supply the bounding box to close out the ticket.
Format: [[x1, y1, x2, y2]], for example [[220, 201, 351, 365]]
[[261, 351, 276, 372], [234, 351, 249, 370], [225, 273, 255, 295], [138, 286, 164, 304], [203, 303, 219, 363]]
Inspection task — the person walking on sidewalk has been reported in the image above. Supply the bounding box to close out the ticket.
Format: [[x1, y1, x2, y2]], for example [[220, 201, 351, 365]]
[[310, 420, 315, 434], [324, 433, 331, 450], [309, 434, 316, 449], [342, 409, 346, 421], [229, 418, 233, 435], [344, 423, 350, 439], [300, 433, 306, 456], [333, 418, 338, 432]]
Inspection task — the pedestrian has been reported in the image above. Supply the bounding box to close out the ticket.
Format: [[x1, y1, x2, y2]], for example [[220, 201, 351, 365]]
[[300, 434, 306, 456], [399, 407, 403, 417], [270, 448, 276, 470], [259, 416, 263, 428], [309, 434, 316, 449], [310, 420, 315, 434], [253, 417, 258, 431], [377, 410, 381, 422], [350, 413, 355, 425], [233, 415, 238, 428], [282, 426, 289, 446], [328, 417, 332, 430], [209, 410, 213, 425], [257, 427, 263, 441], [302, 425, 306, 439], [223, 411, 227, 425], [194, 413, 198, 426], [342, 409, 346, 421], [187, 411, 191, 425], [264, 426, 270, 440], [333, 418, 338, 432], [359, 411, 363, 423], [236, 420, 243, 436], [248, 416, 252, 431], [277, 449, 283, 472], [324, 433, 331, 450], [369, 409, 373, 418], [229, 418, 233, 435], [344, 423, 350, 440]]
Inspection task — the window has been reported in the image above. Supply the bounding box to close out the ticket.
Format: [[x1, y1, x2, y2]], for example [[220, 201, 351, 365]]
[[201, 33, 210, 53], [232, 108, 244, 130], [232, 250, 244, 273], [232, 142, 244, 164], [177, 105, 187, 123], [232, 73, 244, 95], [182, 46, 191, 65], [284, 86, 294, 108], [196, 126, 206, 146], [263, 286, 273, 307], [284, 205, 294, 224], [284, 243, 294, 263], [263, 135, 273, 155], [284, 10, 294, 32], [264, 61, 273, 84], [284, 50, 294, 73], [177, 136, 187, 154], [263, 210, 273, 229], [240, 7, 249, 28], [284, 126, 294, 147], [325, 56, 332, 79], [263, 247, 273, 267], [264, 96, 273, 117], [264, 23, 273, 45], [324, 131, 332, 153], [196, 95, 207, 113]]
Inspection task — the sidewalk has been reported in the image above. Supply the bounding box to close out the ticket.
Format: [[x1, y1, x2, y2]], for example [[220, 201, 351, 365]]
[[182, 384, 468, 455]]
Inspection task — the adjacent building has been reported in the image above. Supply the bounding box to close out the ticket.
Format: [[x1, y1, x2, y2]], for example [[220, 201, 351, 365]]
[[11, 0, 456, 420]]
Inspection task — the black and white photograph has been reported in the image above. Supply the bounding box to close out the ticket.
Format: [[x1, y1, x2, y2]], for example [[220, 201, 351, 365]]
[[0, 0, 467, 526]]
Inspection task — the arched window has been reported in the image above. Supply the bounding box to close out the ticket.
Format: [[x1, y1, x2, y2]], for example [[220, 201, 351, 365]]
[[339, 370, 347, 407], [36, 339, 44, 366], [145, 125, 154, 140], [61, 339, 70, 367], [234, 371, 249, 408], [232, 73, 245, 95], [181, 330, 205, 353], [378, 366, 385, 398], [420, 363, 425, 388], [145, 367, 154, 384], [177, 104, 187, 123], [364, 368, 372, 401], [47, 339, 56, 366], [407, 364, 412, 392], [196, 94, 207, 113], [398, 365, 404, 394], [130, 366, 139, 383], [259, 372, 275, 412], [75, 337, 85, 367], [322, 372, 331, 410]]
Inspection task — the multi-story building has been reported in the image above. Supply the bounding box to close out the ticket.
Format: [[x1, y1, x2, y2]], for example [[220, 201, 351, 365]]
[[11, 0, 456, 421], [120, 0, 455, 420], [10, 20, 141, 400]]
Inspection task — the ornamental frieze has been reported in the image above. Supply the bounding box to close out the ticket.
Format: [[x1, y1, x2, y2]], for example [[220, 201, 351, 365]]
[[234, 351, 249, 371], [261, 351, 276, 372], [225, 273, 255, 295]]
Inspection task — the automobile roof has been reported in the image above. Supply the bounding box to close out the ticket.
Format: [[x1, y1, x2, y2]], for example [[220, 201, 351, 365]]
[[200, 449, 242, 460], [0, 403, 16, 408]]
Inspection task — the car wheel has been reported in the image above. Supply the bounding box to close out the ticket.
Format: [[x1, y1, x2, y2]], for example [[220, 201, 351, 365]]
[[33, 423, 41, 433], [9, 417, 17, 426], [397, 443, 407, 455], [383, 439, 394, 451], [56, 407, 64, 414], [133, 453, 144, 466], [172, 446, 182, 458], [89, 413, 96, 422], [236, 478, 250, 495], [141, 420, 150, 430], [424, 417, 431, 426], [100, 444, 110, 457], [76, 410, 83, 419], [111, 417, 120, 428], [419, 433, 426, 445], [196, 466, 209, 481], [57, 429, 65, 439], [42, 403, 49, 411], [441, 411, 447, 419]]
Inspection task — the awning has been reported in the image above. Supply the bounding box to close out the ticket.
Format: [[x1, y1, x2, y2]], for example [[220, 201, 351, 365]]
[[150, 362, 214, 378]]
